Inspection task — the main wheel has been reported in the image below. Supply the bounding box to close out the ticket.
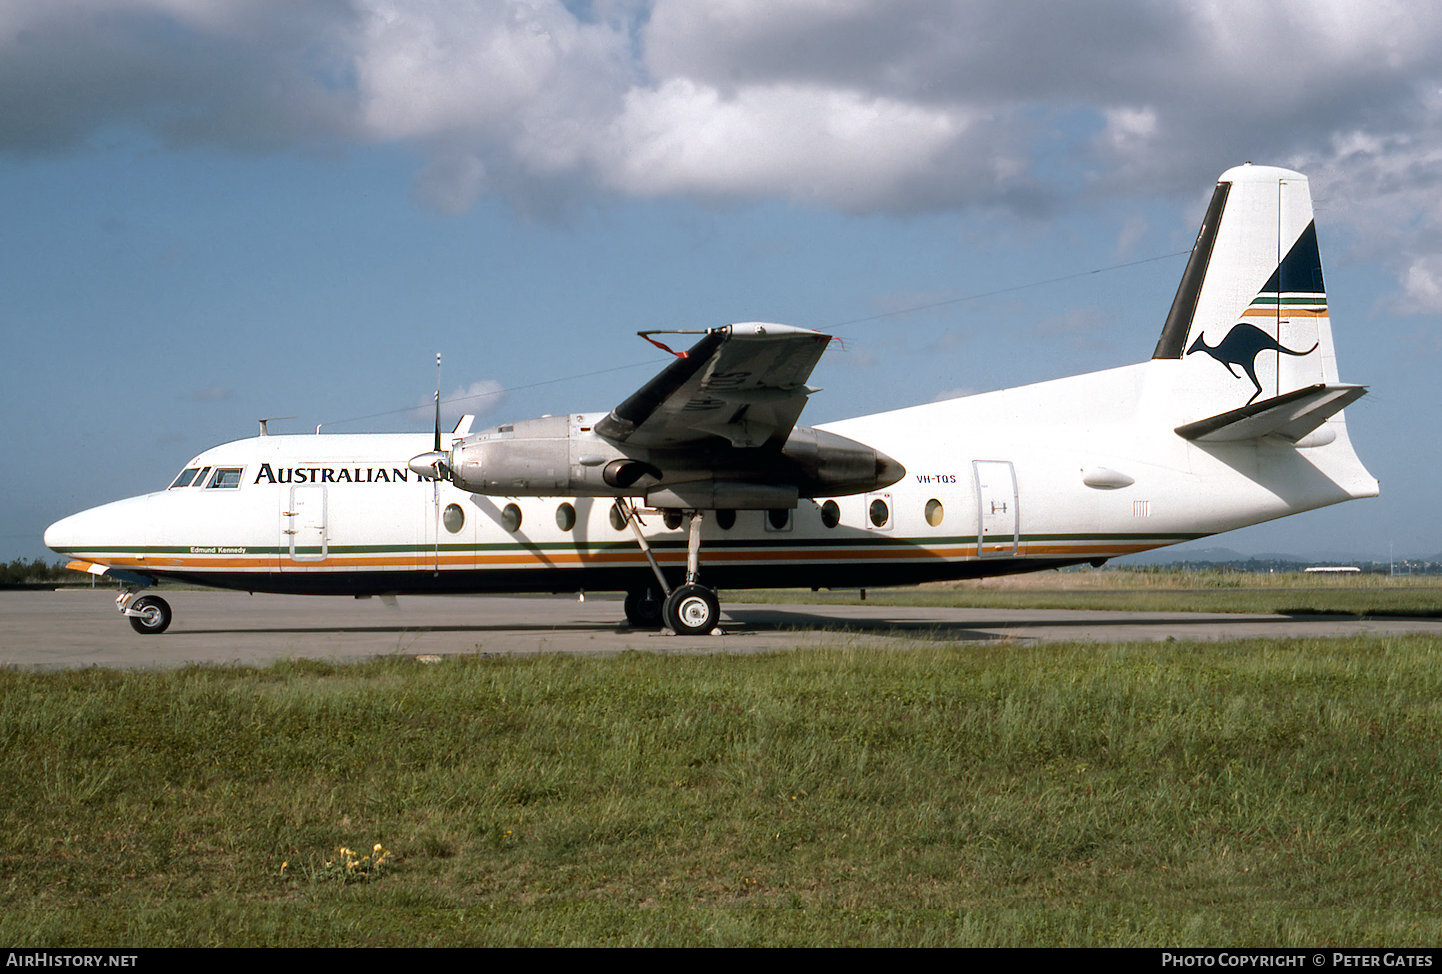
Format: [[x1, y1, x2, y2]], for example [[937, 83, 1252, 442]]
[[127, 594, 172, 635], [663, 583, 720, 636], [623, 587, 664, 628]]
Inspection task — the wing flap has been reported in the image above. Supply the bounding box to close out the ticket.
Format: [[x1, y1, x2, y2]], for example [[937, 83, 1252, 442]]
[[595, 323, 830, 449], [1174, 383, 1366, 443]]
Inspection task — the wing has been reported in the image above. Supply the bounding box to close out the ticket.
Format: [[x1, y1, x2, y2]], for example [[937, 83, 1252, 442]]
[[594, 323, 831, 450]]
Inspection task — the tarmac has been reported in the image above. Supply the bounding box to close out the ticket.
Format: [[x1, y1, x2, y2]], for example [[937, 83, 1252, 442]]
[[4, 588, 1442, 670]]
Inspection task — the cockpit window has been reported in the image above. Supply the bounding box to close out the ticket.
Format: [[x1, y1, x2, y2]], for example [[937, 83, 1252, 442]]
[[169, 468, 201, 489], [206, 467, 244, 489]]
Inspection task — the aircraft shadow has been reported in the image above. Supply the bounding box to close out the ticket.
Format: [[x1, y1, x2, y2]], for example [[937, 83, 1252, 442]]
[[173, 608, 1383, 642], [722, 607, 1365, 642]]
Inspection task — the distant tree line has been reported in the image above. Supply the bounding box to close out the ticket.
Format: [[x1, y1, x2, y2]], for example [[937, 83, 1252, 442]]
[[0, 558, 70, 585]]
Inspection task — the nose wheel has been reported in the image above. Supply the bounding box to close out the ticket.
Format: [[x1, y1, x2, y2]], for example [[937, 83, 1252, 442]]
[[122, 592, 172, 634]]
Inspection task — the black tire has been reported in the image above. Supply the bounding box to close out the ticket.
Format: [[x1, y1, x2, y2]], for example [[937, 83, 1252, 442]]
[[663, 583, 720, 636], [127, 594, 172, 635], [623, 587, 664, 628]]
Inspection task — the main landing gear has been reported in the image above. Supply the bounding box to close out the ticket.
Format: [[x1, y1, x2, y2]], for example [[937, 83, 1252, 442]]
[[118, 588, 172, 634], [619, 502, 723, 636]]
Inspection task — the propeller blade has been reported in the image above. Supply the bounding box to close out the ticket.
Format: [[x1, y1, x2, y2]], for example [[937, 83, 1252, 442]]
[[411, 354, 450, 482], [433, 353, 442, 454]]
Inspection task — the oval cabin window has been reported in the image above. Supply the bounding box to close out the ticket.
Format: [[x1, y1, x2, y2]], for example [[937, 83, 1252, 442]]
[[869, 499, 889, 528], [502, 503, 523, 533], [442, 503, 465, 533], [925, 498, 944, 527], [555, 503, 576, 532]]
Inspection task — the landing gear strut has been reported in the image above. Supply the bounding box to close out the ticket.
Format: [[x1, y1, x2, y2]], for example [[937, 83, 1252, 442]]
[[619, 501, 722, 635]]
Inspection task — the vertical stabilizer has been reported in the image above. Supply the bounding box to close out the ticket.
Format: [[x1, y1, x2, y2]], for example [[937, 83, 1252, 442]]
[[1154, 164, 1338, 410]]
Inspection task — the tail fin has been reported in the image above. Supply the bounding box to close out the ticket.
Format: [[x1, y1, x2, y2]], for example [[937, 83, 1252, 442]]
[[1154, 164, 1343, 416]]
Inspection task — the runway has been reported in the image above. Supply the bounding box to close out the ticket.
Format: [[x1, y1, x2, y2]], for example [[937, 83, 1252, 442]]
[[4, 588, 1441, 670]]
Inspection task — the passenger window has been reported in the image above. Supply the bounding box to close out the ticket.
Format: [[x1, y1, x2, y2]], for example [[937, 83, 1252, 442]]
[[820, 500, 840, 528], [502, 503, 523, 533], [169, 468, 200, 489], [925, 498, 944, 527], [869, 498, 890, 528], [443, 503, 465, 533], [556, 503, 576, 532], [206, 467, 244, 489]]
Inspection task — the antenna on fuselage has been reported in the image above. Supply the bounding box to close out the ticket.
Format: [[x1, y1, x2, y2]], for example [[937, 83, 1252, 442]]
[[258, 416, 295, 436]]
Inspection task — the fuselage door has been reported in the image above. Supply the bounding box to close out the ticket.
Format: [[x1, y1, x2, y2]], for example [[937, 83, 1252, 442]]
[[283, 485, 328, 562], [973, 460, 1018, 558]]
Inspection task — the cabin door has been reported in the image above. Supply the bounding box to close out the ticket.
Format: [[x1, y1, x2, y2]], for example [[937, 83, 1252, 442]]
[[282, 485, 328, 563], [972, 460, 1018, 558]]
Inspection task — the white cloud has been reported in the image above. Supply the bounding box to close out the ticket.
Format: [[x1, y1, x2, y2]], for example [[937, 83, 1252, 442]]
[[1396, 256, 1442, 315], [4, 1, 1442, 300], [598, 78, 972, 208]]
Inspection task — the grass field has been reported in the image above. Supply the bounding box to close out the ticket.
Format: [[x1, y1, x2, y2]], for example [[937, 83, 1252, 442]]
[[3, 632, 1441, 946]]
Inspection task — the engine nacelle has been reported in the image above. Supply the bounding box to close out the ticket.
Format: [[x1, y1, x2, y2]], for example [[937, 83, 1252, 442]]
[[434, 412, 904, 507]]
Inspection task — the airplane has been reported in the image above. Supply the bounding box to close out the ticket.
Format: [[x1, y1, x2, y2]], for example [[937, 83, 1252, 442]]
[[44, 164, 1378, 636]]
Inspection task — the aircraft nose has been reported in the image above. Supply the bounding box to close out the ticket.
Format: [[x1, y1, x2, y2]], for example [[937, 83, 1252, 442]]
[[44, 495, 152, 557], [44, 510, 85, 554]]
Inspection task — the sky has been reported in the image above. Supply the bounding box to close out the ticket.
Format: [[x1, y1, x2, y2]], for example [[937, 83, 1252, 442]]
[[4, 0, 1441, 563]]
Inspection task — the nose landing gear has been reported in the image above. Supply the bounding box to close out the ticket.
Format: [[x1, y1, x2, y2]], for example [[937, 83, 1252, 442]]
[[119, 589, 172, 634]]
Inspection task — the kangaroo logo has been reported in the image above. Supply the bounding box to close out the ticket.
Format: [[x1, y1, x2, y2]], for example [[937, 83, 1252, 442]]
[[1186, 323, 1318, 405]]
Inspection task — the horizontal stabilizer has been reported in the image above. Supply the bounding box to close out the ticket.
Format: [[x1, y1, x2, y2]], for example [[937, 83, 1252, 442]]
[[1174, 383, 1366, 443]]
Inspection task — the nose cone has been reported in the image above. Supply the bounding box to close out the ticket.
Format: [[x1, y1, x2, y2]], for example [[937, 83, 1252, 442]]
[[44, 495, 153, 557], [43, 511, 83, 554]]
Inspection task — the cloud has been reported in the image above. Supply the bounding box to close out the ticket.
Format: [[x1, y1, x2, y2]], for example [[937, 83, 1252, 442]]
[[409, 379, 507, 428], [0, 0, 357, 153], [1396, 255, 1442, 315], [4, 1, 1442, 294]]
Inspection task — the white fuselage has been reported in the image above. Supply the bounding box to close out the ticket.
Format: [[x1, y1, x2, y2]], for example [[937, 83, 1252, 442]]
[[44, 357, 1377, 596]]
